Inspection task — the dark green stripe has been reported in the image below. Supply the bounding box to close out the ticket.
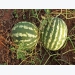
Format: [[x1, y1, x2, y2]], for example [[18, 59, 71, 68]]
[[42, 24, 49, 44], [12, 27, 37, 36], [48, 18, 58, 50], [45, 19, 55, 47]]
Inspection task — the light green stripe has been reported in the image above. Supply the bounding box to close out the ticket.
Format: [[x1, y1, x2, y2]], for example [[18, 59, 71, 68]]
[[48, 18, 58, 50], [51, 18, 60, 50], [55, 19, 63, 50], [12, 26, 37, 34], [16, 22, 37, 29], [23, 39, 38, 49], [57, 20, 67, 49], [53, 18, 61, 50], [54, 18, 67, 50]]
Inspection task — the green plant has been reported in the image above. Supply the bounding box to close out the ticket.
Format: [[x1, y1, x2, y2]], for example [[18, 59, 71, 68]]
[[13, 9, 18, 18]]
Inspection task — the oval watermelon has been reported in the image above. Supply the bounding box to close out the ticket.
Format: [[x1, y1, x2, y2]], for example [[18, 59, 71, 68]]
[[41, 17, 68, 51]]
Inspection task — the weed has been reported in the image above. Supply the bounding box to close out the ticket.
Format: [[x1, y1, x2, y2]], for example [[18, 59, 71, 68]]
[[13, 9, 18, 18]]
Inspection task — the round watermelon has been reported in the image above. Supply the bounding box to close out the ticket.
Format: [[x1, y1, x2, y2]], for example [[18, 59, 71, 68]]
[[11, 21, 39, 50], [41, 17, 68, 51]]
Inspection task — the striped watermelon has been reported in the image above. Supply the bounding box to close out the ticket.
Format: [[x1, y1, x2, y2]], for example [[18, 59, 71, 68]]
[[41, 17, 68, 51], [11, 21, 39, 50]]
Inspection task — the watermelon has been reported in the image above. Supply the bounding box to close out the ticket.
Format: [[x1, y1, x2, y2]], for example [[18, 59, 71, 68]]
[[41, 17, 68, 51], [11, 21, 39, 50]]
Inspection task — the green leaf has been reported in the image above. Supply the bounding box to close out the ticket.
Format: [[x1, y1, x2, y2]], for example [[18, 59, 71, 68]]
[[10, 46, 16, 52], [13, 9, 18, 18], [44, 9, 50, 15], [17, 51, 25, 60]]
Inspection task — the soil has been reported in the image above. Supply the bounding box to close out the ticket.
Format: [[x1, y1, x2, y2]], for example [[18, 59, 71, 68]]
[[0, 9, 75, 65]]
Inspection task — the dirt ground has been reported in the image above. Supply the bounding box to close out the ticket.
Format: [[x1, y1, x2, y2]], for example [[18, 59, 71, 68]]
[[0, 9, 75, 65]]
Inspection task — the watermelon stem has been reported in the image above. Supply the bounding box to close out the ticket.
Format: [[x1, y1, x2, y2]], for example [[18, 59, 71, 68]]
[[56, 9, 63, 18], [44, 53, 60, 65], [67, 37, 75, 50]]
